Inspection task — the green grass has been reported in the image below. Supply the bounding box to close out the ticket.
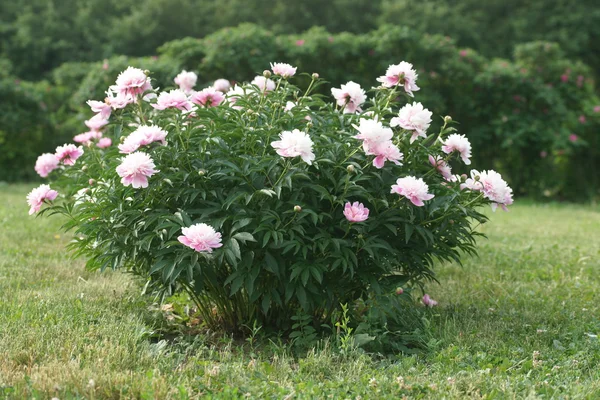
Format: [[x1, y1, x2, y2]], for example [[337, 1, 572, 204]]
[[1, 184, 599, 399]]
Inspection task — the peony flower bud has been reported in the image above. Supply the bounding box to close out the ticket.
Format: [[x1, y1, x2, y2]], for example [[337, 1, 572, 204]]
[[263, 70, 272, 78], [395, 287, 404, 295], [474, 175, 481, 181], [81, 165, 88, 171], [346, 165, 355, 173], [198, 170, 206, 176], [88, 179, 95, 186], [294, 205, 302, 213], [460, 174, 468, 182], [120, 136, 126, 143], [444, 115, 452, 123], [312, 73, 320, 80]]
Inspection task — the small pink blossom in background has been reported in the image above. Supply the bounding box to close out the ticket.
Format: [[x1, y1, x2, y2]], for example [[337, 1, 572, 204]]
[[213, 79, 231, 93], [569, 134, 578, 142], [111, 66, 152, 99], [390, 176, 435, 206], [540, 150, 548, 158], [102, 59, 109, 70], [84, 113, 109, 131], [295, 39, 305, 46], [27, 184, 58, 215], [116, 152, 158, 188], [429, 155, 456, 182], [191, 87, 225, 108], [97, 137, 112, 148], [560, 74, 569, 82], [459, 50, 468, 57], [390, 102, 432, 143], [353, 119, 393, 154], [441, 134, 472, 165], [461, 170, 513, 211], [87, 100, 112, 119], [270, 62, 297, 78], [251, 76, 276, 92], [579, 115, 586, 124], [35, 153, 59, 178], [178, 223, 223, 253], [377, 61, 420, 97], [370, 140, 403, 169], [119, 125, 168, 154], [55, 144, 84, 166], [73, 131, 96, 145], [152, 89, 192, 111], [271, 129, 315, 165], [331, 81, 367, 114], [422, 294, 438, 307], [594, 105, 600, 113], [343, 201, 370, 222], [174, 70, 197, 94]]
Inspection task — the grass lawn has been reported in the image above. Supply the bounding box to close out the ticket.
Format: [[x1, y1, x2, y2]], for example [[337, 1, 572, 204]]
[[1, 184, 599, 399]]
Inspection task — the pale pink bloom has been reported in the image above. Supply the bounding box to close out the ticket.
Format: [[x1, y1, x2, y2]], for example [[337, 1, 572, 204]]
[[594, 105, 600, 113], [459, 50, 468, 57], [152, 89, 192, 111], [87, 100, 112, 119], [84, 113, 109, 131], [390, 176, 435, 206], [251, 76, 276, 92], [422, 294, 438, 307], [377, 61, 420, 96], [579, 115, 586, 124], [428, 155, 456, 182], [174, 70, 198, 94], [97, 137, 112, 148], [55, 144, 84, 166], [284, 101, 296, 111], [102, 59, 109, 70], [27, 184, 58, 215], [353, 119, 393, 154], [213, 79, 231, 93], [560, 74, 569, 82], [390, 102, 432, 143], [178, 223, 223, 253], [271, 129, 315, 165], [270, 62, 297, 78], [191, 87, 225, 108], [111, 66, 152, 98], [343, 201, 370, 222], [569, 134, 578, 142], [370, 140, 403, 169], [540, 151, 548, 158], [73, 131, 95, 145], [331, 81, 366, 114], [116, 152, 158, 188], [461, 170, 513, 211], [441, 134, 472, 165], [105, 89, 132, 109], [34, 153, 59, 178], [295, 39, 305, 46], [118, 125, 168, 154]]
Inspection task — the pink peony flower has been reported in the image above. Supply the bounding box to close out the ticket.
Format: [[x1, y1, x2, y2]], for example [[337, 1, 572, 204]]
[[213, 79, 231, 93], [459, 50, 468, 57], [331, 81, 367, 114], [152, 89, 192, 111], [441, 134, 472, 165], [251, 76, 276, 92], [87, 100, 112, 119], [579, 115, 586, 124], [461, 170, 513, 211], [560, 74, 569, 82], [174, 70, 198, 94], [271, 129, 315, 165], [429, 155, 456, 182], [390, 102, 432, 143], [27, 184, 58, 215], [370, 140, 403, 169], [116, 152, 158, 188], [377, 61, 420, 96], [97, 137, 112, 148], [390, 176, 435, 206], [191, 87, 225, 108], [118, 125, 168, 154], [270, 62, 297, 78], [353, 119, 393, 154], [295, 39, 305, 46], [105, 89, 132, 109], [343, 201, 370, 222], [111, 67, 152, 99], [34, 153, 59, 178], [569, 134, 578, 142], [84, 113, 109, 131], [422, 294, 438, 307], [178, 223, 223, 253], [73, 131, 96, 145], [55, 144, 84, 166], [102, 59, 109, 70], [594, 105, 600, 113]]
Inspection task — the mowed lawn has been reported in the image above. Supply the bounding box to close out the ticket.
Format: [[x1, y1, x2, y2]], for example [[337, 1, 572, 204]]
[[1, 184, 599, 399]]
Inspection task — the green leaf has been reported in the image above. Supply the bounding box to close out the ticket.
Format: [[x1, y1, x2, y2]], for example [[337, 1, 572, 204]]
[[233, 232, 256, 243]]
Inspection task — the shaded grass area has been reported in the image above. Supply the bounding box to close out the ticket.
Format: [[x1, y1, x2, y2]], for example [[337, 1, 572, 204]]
[[1, 184, 599, 399]]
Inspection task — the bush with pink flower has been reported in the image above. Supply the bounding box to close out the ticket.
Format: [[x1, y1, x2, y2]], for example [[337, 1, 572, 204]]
[[31, 62, 512, 340]]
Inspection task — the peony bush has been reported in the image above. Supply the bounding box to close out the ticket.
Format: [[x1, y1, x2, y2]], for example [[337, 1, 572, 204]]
[[30, 62, 513, 335]]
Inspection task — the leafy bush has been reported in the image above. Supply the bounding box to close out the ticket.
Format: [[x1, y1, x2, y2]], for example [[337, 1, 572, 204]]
[[31, 63, 513, 341]]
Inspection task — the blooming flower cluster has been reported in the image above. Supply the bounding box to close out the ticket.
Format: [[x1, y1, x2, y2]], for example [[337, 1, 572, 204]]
[[118, 125, 168, 154], [271, 129, 315, 165], [462, 170, 514, 211], [178, 223, 223, 253], [27, 184, 58, 215], [353, 119, 403, 169], [331, 81, 366, 114]]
